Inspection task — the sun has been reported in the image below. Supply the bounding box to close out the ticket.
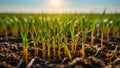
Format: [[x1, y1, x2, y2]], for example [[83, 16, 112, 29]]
[[48, 0, 63, 12], [50, 0, 61, 6]]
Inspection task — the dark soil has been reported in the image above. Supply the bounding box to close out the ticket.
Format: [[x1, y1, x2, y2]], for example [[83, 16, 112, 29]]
[[0, 35, 120, 68]]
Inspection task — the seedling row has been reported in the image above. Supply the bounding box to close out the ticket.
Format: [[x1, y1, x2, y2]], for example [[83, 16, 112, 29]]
[[0, 14, 120, 68]]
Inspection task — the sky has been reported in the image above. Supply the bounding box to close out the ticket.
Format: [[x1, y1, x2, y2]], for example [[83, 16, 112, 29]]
[[0, 0, 120, 13]]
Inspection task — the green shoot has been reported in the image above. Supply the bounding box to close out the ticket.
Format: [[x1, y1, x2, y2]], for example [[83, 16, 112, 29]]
[[91, 20, 96, 46], [21, 29, 29, 64], [62, 43, 72, 61]]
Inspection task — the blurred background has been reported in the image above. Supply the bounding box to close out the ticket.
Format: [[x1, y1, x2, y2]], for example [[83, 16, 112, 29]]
[[0, 0, 120, 13]]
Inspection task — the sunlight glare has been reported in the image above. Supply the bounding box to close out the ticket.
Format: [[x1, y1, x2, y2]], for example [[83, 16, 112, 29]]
[[51, 0, 61, 6]]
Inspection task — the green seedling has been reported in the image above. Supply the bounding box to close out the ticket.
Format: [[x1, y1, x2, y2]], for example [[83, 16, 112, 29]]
[[91, 20, 96, 46], [21, 29, 29, 64]]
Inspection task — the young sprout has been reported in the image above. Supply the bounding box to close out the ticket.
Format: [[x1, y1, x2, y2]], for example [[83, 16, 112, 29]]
[[31, 29, 41, 56], [57, 35, 62, 58], [80, 17, 85, 58], [0, 18, 4, 35], [81, 32, 86, 58], [52, 36, 56, 58], [80, 17, 90, 58], [74, 18, 82, 54], [114, 20, 120, 37], [70, 18, 78, 55], [57, 15, 73, 59], [39, 12, 47, 58], [0, 17, 8, 40], [35, 30, 41, 56], [103, 19, 108, 37], [40, 31, 46, 58], [70, 20, 75, 55], [21, 29, 29, 64], [29, 18, 41, 56], [106, 20, 113, 41], [62, 43, 72, 61], [56, 21, 63, 58], [9, 17, 19, 38], [100, 9, 106, 49], [47, 38, 51, 58], [100, 20, 105, 49], [91, 20, 96, 46], [29, 18, 36, 35], [19, 19, 29, 64], [118, 22, 120, 36], [96, 20, 100, 38], [62, 18, 75, 56], [45, 24, 51, 58], [51, 18, 59, 59]]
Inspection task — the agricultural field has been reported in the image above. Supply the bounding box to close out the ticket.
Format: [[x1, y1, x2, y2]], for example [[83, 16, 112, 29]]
[[0, 13, 120, 68]]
